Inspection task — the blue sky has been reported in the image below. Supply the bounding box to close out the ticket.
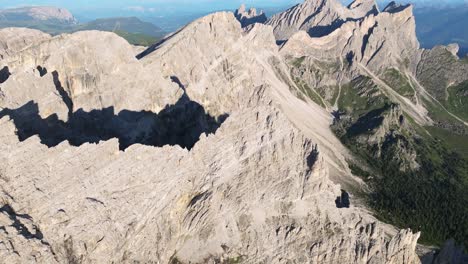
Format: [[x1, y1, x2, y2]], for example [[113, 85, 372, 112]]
[[1, 0, 466, 11], [0, 0, 466, 22]]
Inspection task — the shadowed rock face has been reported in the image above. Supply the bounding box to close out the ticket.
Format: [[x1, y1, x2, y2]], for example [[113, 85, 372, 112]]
[[0, 66, 10, 83], [0, 94, 227, 150]]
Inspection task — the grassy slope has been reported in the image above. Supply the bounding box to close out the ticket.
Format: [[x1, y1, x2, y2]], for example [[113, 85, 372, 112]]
[[113, 30, 159, 47], [77, 17, 164, 37], [445, 81, 468, 121], [380, 68, 415, 98]]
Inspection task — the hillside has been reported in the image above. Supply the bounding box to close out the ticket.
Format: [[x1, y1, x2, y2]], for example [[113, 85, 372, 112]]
[[78, 17, 164, 37]]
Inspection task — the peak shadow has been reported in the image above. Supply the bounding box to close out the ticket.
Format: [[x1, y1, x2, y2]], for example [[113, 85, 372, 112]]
[[0, 95, 228, 151]]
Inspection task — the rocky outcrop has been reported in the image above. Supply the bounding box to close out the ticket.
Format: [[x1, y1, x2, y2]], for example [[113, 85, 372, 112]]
[[0, 28, 51, 60], [0, 29, 181, 116], [0, 10, 424, 263], [234, 4, 267, 28], [280, 1, 420, 75], [267, 0, 379, 41]]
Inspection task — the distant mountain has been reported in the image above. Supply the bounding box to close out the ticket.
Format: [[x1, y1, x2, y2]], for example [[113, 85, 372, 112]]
[[414, 6, 468, 56], [0, 7, 165, 46], [78, 17, 164, 37], [0, 6, 77, 34], [0, 6, 77, 24], [76, 17, 165, 46]]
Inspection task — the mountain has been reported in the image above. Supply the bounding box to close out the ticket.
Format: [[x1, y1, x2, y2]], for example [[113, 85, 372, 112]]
[[0, 0, 467, 263], [76, 17, 166, 46], [0, 6, 165, 46], [0, 6, 77, 24], [267, 0, 379, 41], [78, 17, 164, 37], [0, 6, 77, 34], [234, 4, 267, 27]]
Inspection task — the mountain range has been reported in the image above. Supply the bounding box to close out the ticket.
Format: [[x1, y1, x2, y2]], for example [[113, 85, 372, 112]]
[[0, 0, 467, 263], [0, 6, 165, 46]]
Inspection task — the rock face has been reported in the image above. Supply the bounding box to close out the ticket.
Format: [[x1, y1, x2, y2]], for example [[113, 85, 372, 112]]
[[266, 0, 468, 257], [267, 0, 379, 41], [273, 0, 433, 128], [0, 9, 425, 264], [234, 4, 267, 28], [0, 6, 77, 24], [0, 28, 51, 60], [279, 1, 420, 75]]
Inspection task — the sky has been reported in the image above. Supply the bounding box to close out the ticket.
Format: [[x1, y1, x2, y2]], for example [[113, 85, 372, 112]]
[[0, 0, 466, 22], [1, 0, 466, 11]]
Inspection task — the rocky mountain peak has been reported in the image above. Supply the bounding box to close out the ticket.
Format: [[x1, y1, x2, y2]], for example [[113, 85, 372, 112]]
[[348, 0, 376, 9], [383, 1, 411, 13], [234, 4, 267, 28], [267, 0, 382, 41], [347, 0, 380, 16]]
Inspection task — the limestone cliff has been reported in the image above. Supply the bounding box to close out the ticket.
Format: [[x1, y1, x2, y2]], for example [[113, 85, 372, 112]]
[[0, 10, 424, 264]]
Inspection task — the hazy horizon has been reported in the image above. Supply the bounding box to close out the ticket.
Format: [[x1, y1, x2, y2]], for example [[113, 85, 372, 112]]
[[1, 0, 467, 33], [1, 0, 467, 18]]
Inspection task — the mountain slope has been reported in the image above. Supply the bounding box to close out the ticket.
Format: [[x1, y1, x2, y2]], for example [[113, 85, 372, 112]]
[[76, 17, 166, 46], [266, 0, 468, 251], [0, 0, 467, 263], [78, 17, 164, 37], [0, 11, 424, 264]]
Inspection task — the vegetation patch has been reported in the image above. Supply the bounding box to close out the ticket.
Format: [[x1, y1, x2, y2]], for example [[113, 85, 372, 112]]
[[381, 68, 415, 98], [113, 30, 159, 46], [444, 80, 468, 121], [369, 133, 468, 247], [291, 56, 306, 68], [292, 77, 326, 108], [337, 76, 390, 118]]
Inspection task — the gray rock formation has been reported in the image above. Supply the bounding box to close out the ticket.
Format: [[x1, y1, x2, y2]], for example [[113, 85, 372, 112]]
[[234, 4, 267, 28], [0, 28, 50, 60], [267, 0, 379, 41], [0, 10, 424, 264]]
